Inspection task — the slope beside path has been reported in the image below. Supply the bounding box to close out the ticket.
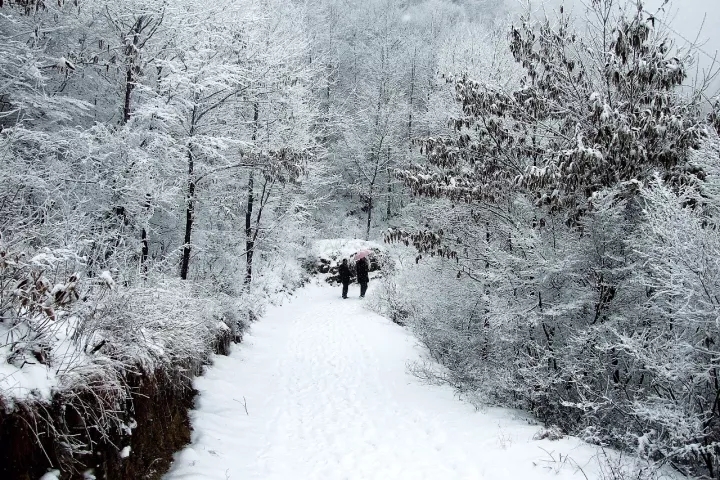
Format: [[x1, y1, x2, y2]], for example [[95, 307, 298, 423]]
[[163, 282, 614, 479]]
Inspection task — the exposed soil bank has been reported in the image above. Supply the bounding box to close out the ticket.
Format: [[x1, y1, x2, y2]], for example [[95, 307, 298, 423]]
[[0, 329, 234, 480]]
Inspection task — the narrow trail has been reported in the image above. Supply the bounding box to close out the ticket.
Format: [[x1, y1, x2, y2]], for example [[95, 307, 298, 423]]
[[164, 282, 602, 480]]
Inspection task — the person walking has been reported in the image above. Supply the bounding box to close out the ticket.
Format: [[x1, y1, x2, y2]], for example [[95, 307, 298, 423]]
[[338, 258, 351, 299], [356, 256, 369, 298]]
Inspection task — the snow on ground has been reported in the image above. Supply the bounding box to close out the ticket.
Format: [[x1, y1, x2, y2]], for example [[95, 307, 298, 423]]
[[0, 343, 57, 401], [0, 316, 83, 403], [165, 281, 664, 480]]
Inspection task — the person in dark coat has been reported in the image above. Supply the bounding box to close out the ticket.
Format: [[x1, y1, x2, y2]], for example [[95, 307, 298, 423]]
[[338, 258, 351, 299], [356, 256, 369, 298]]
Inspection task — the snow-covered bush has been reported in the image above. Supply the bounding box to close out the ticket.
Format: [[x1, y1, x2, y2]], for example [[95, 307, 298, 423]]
[[0, 244, 225, 411], [0, 247, 84, 402], [385, 0, 720, 476], [388, 152, 720, 477], [619, 173, 720, 473], [374, 247, 514, 397], [391, 159, 720, 475]]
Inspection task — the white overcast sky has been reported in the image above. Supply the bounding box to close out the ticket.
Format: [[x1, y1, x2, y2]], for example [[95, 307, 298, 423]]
[[645, 0, 720, 75]]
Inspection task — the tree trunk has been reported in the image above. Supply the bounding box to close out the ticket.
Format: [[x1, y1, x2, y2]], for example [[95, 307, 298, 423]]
[[365, 185, 373, 241], [121, 17, 143, 125], [121, 17, 146, 271], [386, 168, 392, 221], [244, 170, 255, 285], [386, 147, 392, 220], [408, 47, 416, 149], [180, 145, 195, 280], [123, 67, 135, 125], [140, 228, 149, 274], [244, 102, 259, 285]]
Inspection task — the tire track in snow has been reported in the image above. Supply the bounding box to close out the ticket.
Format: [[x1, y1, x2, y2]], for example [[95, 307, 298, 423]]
[[164, 282, 614, 480]]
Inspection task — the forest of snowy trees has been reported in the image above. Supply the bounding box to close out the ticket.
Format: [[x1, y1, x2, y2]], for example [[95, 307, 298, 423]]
[[2, 0, 720, 478]]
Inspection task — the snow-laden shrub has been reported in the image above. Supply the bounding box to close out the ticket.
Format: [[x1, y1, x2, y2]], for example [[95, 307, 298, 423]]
[[72, 276, 228, 376], [618, 174, 720, 474], [0, 242, 245, 476], [533, 425, 564, 441], [385, 149, 720, 476], [0, 243, 224, 402], [0, 247, 84, 402], [374, 248, 515, 399]]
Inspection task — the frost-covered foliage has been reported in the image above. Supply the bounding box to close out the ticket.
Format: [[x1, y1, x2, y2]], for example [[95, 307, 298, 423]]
[[384, 0, 720, 477], [401, 0, 705, 222], [386, 162, 720, 477]]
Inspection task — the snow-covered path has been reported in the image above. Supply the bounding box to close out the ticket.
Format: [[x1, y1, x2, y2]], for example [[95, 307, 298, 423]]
[[164, 282, 604, 480]]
